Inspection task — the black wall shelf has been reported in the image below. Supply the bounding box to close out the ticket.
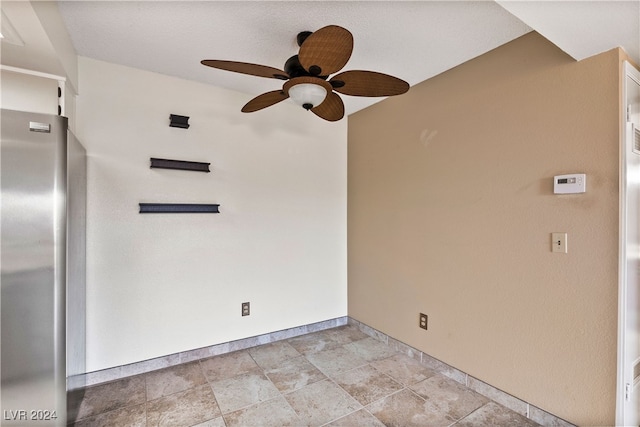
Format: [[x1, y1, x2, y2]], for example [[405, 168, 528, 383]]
[[139, 203, 220, 214], [150, 158, 211, 173]]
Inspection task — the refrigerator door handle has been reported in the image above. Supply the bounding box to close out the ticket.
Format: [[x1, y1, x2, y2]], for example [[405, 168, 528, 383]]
[[29, 121, 51, 133]]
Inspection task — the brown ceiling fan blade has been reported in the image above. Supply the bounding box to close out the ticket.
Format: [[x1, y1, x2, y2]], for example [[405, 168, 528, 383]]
[[201, 60, 289, 80], [299, 25, 353, 76], [311, 92, 344, 122], [241, 90, 289, 113], [330, 70, 409, 97]]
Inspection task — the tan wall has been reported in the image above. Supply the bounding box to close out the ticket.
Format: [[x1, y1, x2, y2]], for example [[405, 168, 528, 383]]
[[348, 32, 621, 425]]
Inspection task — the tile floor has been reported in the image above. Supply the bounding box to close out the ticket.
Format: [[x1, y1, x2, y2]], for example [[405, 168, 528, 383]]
[[67, 325, 540, 427]]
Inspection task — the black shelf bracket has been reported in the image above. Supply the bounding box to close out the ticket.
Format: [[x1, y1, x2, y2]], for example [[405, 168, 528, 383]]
[[150, 158, 211, 173], [139, 203, 220, 214]]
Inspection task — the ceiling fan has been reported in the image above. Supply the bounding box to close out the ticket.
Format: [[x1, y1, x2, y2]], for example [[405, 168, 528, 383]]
[[201, 25, 409, 122]]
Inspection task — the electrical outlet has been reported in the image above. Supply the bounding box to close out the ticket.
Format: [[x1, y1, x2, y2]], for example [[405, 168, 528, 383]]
[[242, 302, 250, 316], [419, 313, 428, 330]]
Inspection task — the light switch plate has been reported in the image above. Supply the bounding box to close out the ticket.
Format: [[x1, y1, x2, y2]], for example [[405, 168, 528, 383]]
[[551, 233, 567, 253]]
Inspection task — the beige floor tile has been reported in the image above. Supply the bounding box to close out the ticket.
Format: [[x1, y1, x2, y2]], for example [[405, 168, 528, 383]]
[[367, 388, 452, 427], [287, 331, 344, 355], [74, 375, 146, 420], [285, 379, 362, 426], [305, 346, 368, 377], [324, 325, 370, 344], [455, 401, 541, 427], [264, 355, 327, 393], [409, 374, 488, 423], [325, 409, 386, 427], [71, 403, 146, 427], [371, 353, 436, 386], [145, 361, 207, 400], [248, 341, 301, 370], [344, 337, 398, 362], [224, 396, 302, 427], [529, 405, 574, 427], [191, 417, 227, 427], [210, 371, 280, 414], [466, 375, 528, 416], [199, 350, 260, 382], [333, 365, 403, 406], [146, 384, 222, 427], [67, 325, 552, 427]]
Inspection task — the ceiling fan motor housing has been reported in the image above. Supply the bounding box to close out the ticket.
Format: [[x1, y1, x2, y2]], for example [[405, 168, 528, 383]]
[[285, 55, 328, 80], [296, 31, 312, 47], [284, 55, 307, 78]]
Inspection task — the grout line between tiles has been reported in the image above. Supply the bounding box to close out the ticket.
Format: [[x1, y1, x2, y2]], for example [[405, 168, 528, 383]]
[[364, 384, 410, 410], [144, 375, 148, 427], [278, 389, 303, 425], [72, 401, 146, 425], [204, 380, 224, 421], [454, 401, 491, 426], [317, 405, 362, 427], [366, 387, 407, 408]]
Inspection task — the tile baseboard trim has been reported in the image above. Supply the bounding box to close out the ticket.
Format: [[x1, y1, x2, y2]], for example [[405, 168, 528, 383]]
[[347, 317, 576, 427], [67, 316, 348, 390]]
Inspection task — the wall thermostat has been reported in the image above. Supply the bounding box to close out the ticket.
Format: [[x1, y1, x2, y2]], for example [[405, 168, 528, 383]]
[[554, 174, 586, 194]]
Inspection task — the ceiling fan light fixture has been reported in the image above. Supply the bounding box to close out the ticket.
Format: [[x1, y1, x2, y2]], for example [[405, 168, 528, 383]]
[[288, 83, 327, 110], [284, 77, 333, 112]]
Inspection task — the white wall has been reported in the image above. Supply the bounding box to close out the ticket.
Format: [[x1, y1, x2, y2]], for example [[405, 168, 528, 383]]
[[0, 1, 78, 130], [76, 57, 347, 372], [0, 69, 58, 114], [31, 0, 79, 92]]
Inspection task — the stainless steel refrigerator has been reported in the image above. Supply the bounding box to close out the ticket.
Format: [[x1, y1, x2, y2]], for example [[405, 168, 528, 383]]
[[1, 109, 86, 426]]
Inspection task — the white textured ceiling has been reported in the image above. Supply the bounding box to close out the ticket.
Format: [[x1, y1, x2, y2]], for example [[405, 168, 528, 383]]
[[56, 1, 533, 116], [8, 1, 638, 117], [497, 1, 639, 63]]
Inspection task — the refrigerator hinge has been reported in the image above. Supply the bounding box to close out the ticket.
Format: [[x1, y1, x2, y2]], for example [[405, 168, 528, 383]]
[[625, 383, 632, 401]]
